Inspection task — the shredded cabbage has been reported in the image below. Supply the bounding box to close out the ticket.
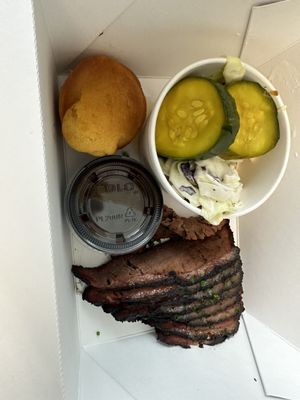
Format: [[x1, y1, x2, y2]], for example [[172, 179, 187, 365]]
[[223, 56, 245, 84], [160, 156, 243, 224]]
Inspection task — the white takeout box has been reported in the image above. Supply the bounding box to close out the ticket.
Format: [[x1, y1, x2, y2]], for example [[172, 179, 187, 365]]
[[2, 1, 300, 399]]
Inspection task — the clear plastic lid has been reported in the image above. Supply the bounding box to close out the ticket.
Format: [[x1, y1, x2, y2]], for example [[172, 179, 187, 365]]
[[65, 156, 163, 254]]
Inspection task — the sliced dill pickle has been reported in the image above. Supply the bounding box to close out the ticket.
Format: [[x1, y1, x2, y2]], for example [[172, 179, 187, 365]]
[[155, 77, 239, 159], [223, 80, 279, 159]]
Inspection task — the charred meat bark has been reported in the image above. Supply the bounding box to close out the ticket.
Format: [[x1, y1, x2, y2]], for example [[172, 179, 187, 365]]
[[149, 317, 240, 341], [158, 206, 228, 240], [152, 285, 243, 317], [105, 285, 243, 322], [82, 259, 241, 306], [72, 208, 244, 348], [155, 330, 231, 349], [147, 301, 244, 327], [72, 222, 237, 290]]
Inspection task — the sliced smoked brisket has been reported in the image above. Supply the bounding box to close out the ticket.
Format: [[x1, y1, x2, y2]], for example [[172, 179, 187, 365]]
[[72, 222, 237, 290], [72, 208, 243, 348], [146, 300, 244, 327], [152, 285, 243, 316], [105, 285, 243, 321], [157, 206, 228, 241], [155, 330, 232, 349], [81, 259, 241, 306], [149, 317, 240, 341]]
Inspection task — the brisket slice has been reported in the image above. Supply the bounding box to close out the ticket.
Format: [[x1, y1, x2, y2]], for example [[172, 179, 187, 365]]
[[72, 222, 237, 290], [82, 259, 241, 306], [158, 206, 228, 241], [83, 284, 174, 306], [84, 269, 242, 309], [155, 330, 230, 349], [151, 224, 180, 241], [153, 285, 243, 316], [148, 300, 244, 327], [148, 317, 240, 341], [110, 291, 241, 323], [171, 294, 241, 323], [133, 206, 228, 251], [154, 270, 243, 308], [105, 285, 243, 321]]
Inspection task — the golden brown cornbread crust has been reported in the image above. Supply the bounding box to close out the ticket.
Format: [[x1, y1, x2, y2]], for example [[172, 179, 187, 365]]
[[59, 55, 146, 156]]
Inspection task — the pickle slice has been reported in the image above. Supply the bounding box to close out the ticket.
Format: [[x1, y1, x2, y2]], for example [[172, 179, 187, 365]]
[[223, 80, 279, 159], [155, 77, 239, 159]]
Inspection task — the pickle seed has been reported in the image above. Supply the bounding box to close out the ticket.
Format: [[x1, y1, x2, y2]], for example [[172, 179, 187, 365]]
[[195, 114, 207, 125], [177, 109, 187, 119], [193, 108, 205, 117], [185, 127, 192, 137], [191, 100, 204, 108], [175, 127, 182, 137], [183, 127, 196, 140]]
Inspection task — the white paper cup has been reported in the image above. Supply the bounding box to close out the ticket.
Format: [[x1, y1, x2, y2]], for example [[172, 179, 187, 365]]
[[141, 58, 291, 218]]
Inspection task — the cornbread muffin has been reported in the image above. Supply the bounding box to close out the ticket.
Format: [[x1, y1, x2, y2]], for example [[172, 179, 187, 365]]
[[59, 55, 146, 156]]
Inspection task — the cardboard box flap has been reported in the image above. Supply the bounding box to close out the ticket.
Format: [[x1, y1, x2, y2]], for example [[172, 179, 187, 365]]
[[244, 313, 300, 400], [1, 1, 76, 399], [84, 320, 268, 400], [239, 39, 300, 351], [241, 0, 300, 350], [240, 2, 300, 399], [241, 0, 300, 67], [79, 0, 257, 77], [39, 0, 134, 72], [80, 350, 134, 400]]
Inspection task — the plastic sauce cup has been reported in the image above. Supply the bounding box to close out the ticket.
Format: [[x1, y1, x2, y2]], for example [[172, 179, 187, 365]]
[[65, 156, 163, 254]]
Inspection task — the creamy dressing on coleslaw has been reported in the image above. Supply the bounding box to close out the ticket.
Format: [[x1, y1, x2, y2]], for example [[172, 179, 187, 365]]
[[160, 156, 242, 224]]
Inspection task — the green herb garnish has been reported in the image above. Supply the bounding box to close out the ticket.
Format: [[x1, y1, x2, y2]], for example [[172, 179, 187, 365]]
[[235, 307, 241, 315], [225, 280, 232, 289]]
